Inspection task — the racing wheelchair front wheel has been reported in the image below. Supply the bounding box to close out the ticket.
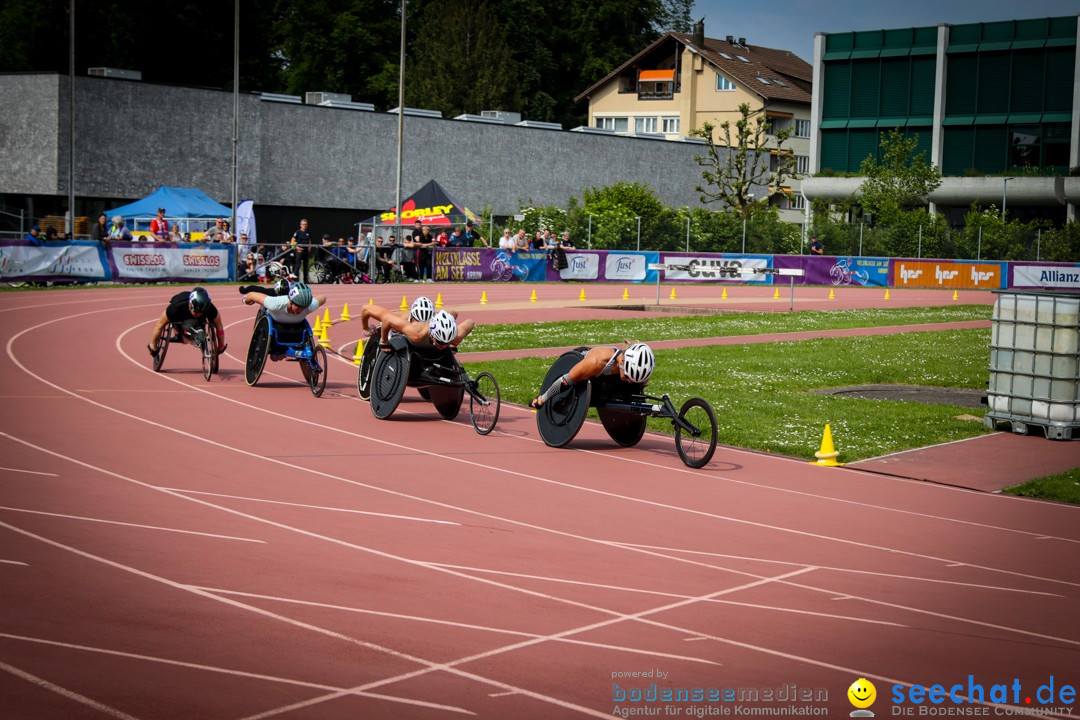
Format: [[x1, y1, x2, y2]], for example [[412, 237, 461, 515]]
[[245, 314, 271, 386], [201, 322, 218, 381], [468, 372, 501, 435], [152, 324, 171, 372], [307, 338, 328, 398], [674, 398, 718, 469], [356, 337, 379, 401]]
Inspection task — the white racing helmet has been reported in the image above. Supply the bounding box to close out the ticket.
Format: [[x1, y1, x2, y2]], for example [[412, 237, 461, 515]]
[[409, 296, 435, 322], [621, 343, 655, 384], [428, 310, 457, 345]]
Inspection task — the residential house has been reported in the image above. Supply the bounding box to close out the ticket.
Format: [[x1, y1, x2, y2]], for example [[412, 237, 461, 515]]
[[575, 21, 814, 225]]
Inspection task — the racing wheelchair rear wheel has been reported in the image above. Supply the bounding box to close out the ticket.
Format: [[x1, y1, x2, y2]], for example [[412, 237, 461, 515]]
[[370, 343, 410, 419], [469, 372, 501, 435], [152, 324, 171, 372], [674, 398, 718, 469], [245, 314, 271, 386], [307, 338, 328, 398]]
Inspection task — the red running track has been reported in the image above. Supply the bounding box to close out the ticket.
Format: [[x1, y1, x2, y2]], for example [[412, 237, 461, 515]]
[[0, 285, 1076, 720]]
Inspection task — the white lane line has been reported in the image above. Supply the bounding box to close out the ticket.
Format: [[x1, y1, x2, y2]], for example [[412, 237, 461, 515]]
[[249, 568, 815, 720], [612, 542, 1063, 596], [420, 562, 905, 627], [0, 559, 29, 566], [0, 466, 59, 476], [0, 506, 265, 544], [0, 659, 141, 720], [159, 488, 460, 526], [0, 633, 472, 716], [192, 585, 720, 667]]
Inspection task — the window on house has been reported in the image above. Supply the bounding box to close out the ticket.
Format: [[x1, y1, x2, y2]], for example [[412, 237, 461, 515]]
[[719, 52, 733, 60], [791, 194, 806, 210], [796, 155, 810, 174], [756, 77, 772, 85], [596, 116, 628, 133], [716, 74, 736, 91], [737, 55, 750, 63], [774, 79, 787, 87], [795, 119, 811, 138], [662, 116, 680, 134], [635, 116, 659, 134], [1010, 127, 1040, 168]]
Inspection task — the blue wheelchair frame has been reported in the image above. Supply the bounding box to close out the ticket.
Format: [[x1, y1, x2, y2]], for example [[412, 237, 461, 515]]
[[245, 309, 327, 396]]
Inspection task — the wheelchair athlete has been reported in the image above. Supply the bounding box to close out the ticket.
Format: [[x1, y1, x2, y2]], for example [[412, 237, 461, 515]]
[[377, 308, 473, 352], [237, 276, 291, 298], [530, 342, 655, 409], [360, 296, 437, 337], [242, 281, 325, 323], [148, 287, 226, 356]]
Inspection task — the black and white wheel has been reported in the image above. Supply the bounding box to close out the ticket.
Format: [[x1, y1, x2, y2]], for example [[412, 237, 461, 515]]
[[245, 314, 271, 386], [674, 397, 718, 469], [307, 340, 327, 397], [469, 372, 501, 435], [152, 324, 171, 372], [201, 323, 218, 381]]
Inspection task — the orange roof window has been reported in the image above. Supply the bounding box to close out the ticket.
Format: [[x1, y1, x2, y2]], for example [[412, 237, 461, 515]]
[[639, 69, 675, 82]]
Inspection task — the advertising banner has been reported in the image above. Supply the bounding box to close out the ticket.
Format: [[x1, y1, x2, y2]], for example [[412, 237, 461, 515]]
[[108, 242, 234, 282], [890, 259, 1005, 289], [1010, 263, 1080, 290], [603, 252, 652, 283], [659, 254, 771, 283], [0, 241, 110, 281], [433, 249, 546, 282]]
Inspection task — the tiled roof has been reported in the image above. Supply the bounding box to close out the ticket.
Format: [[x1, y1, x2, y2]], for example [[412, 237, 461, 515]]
[[575, 32, 812, 105]]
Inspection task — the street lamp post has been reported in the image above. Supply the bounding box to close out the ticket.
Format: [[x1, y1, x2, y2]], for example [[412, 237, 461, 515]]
[[1002, 177, 1015, 219], [635, 216, 641, 251]]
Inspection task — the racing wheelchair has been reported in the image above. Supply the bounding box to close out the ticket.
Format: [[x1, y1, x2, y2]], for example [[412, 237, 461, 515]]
[[244, 312, 327, 397], [151, 319, 219, 381], [363, 334, 501, 434], [534, 348, 718, 468]]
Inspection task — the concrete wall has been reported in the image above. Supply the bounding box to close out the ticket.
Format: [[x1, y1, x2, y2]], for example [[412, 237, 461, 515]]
[[0, 73, 716, 215]]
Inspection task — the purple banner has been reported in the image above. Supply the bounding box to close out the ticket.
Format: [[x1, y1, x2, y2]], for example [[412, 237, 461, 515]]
[[773, 256, 889, 286], [433, 248, 547, 282]]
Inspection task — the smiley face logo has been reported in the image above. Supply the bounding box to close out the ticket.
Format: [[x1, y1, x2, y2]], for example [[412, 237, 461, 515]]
[[848, 678, 877, 709]]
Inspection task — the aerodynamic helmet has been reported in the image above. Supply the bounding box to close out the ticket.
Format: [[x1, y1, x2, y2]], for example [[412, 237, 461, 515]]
[[428, 310, 457, 346], [409, 296, 435, 322], [188, 287, 211, 314], [287, 281, 313, 308], [621, 343, 655, 384]]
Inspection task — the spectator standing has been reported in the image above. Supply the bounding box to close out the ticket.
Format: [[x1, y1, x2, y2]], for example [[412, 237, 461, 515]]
[[498, 229, 514, 250], [24, 225, 43, 246], [45, 226, 59, 241], [513, 229, 529, 253], [447, 228, 464, 247], [220, 220, 234, 243], [150, 207, 169, 241], [168, 224, 183, 242], [93, 213, 109, 246], [809, 234, 824, 256], [530, 231, 545, 251], [291, 218, 311, 282], [462, 219, 488, 247], [108, 216, 133, 242], [416, 224, 436, 282], [204, 218, 224, 243]]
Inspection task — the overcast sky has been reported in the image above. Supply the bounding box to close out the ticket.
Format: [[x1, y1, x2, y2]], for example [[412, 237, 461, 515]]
[[690, 0, 1080, 62]]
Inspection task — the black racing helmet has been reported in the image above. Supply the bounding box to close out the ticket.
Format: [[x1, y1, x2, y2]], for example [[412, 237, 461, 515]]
[[188, 287, 212, 314]]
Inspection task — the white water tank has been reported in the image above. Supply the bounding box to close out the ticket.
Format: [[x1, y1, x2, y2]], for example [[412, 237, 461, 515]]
[[986, 290, 1080, 438]]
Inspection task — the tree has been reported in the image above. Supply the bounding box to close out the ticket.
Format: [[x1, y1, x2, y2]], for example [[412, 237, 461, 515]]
[[689, 103, 798, 218], [407, 0, 519, 117], [658, 0, 693, 33], [856, 130, 942, 227]]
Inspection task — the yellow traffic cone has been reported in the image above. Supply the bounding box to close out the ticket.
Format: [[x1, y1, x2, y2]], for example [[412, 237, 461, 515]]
[[622, 287, 629, 300], [530, 289, 537, 303], [884, 289, 891, 300], [340, 302, 351, 321], [828, 287, 835, 300], [323, 308, 332, 327], [400, 295, 408, 311], [669, 287, 677, 300], [773, 287, 780, 299], [313, 316, 322, 335], [579, 288, 586, 301], [721, 286, 728, 300], [480, 291, 488, 305], [810, 424, 844, 467], [319, 322, 331, 348], [352, 338, 364, 364], [435, 293, 443, 308], [952, 289, 959, 301], [368, 298, 373, 305]]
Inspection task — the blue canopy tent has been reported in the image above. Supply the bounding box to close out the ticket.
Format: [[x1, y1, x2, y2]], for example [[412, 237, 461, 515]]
[[106, 186, 232, 237]]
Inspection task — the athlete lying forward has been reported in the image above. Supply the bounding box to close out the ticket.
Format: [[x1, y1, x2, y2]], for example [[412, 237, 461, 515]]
[[530, 342, 655, 408]]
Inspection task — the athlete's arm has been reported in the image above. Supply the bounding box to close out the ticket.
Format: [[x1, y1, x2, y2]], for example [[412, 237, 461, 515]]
[[149, 309, 171, 350]]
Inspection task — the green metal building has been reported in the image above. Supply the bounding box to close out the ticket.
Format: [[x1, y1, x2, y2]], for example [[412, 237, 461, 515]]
[[806, 15, 1079, 223]]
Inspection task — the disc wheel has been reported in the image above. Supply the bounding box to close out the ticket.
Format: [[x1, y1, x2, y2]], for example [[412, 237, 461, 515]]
[[469, 372, 501, 435], [370, 346, 409, 419], [356, 337, 379, 401], [245, 314, 271, 386], [675, 398, 718, 469], [308, 340, 327, 397], [152, 324, 170, 372]]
